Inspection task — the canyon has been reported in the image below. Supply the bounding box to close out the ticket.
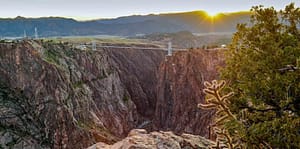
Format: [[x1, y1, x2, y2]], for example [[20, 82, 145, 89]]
[[0, 40, 224, 148]]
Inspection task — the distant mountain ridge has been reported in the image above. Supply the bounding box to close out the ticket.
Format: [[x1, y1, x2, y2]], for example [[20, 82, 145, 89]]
[[0, 11, 251, 37]]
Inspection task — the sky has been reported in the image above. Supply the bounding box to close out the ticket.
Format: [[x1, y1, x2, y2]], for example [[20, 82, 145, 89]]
[[0, 0, 299, 20]]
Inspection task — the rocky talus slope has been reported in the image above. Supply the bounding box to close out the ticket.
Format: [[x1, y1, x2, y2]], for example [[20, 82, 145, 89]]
[[0, 40, 224, 148]]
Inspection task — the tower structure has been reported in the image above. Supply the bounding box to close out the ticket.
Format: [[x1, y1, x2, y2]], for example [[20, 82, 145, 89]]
[[34, 27, 38, 39], [92, 41, 96, 51], [167, 41, 172, 56], [23, 30, 27, 38]]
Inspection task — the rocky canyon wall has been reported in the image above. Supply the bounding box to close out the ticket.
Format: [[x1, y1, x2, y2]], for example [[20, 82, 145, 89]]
[[154, 50, 225, 137]]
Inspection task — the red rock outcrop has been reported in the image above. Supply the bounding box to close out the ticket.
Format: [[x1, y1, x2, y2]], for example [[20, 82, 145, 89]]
[[154, 49, 225, 137], [87, 129, 214, 149]]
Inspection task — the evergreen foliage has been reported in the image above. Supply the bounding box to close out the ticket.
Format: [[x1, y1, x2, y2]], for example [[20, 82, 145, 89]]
[[215, 3, 300, 148]]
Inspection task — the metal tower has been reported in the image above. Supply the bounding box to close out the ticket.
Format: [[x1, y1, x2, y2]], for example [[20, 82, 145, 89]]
[[34, 27, 38, 39], [167, 41, 172, 56], [23, 30, 27, 38], [92, 41, 96, 51]]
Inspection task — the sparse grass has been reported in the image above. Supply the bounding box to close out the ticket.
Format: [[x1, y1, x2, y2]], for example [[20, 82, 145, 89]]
[[122, 95, 130, 103], [73, 81, 84, 89], [95, 74, 108, 81], [76, 120, 120, 143], [73, 74, 109, 89], [43, 49, 61, 65], [64, 49, 76, 57]]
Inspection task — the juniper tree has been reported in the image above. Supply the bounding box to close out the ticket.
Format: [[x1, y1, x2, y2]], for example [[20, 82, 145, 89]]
[[220, 3, 300, 148]]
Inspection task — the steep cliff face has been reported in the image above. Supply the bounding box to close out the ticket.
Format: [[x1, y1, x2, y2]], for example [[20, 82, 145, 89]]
[[0, 40, 164, 149], [154, 50, 225, 137], [106, 47, 165, 119]]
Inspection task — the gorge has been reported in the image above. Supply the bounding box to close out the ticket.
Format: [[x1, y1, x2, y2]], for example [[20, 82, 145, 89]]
[[0, 40, 224, 148]]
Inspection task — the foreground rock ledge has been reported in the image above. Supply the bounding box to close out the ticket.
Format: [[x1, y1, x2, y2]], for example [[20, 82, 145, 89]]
[[88, 129, 213, 149]]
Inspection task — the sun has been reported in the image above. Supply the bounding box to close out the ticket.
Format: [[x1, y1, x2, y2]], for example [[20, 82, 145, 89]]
[[206, 11, 220, 18]]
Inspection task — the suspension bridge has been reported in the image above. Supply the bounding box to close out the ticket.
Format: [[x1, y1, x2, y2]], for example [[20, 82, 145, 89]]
[[77, 42, 225, 53], [76, 41, 190, 56]]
